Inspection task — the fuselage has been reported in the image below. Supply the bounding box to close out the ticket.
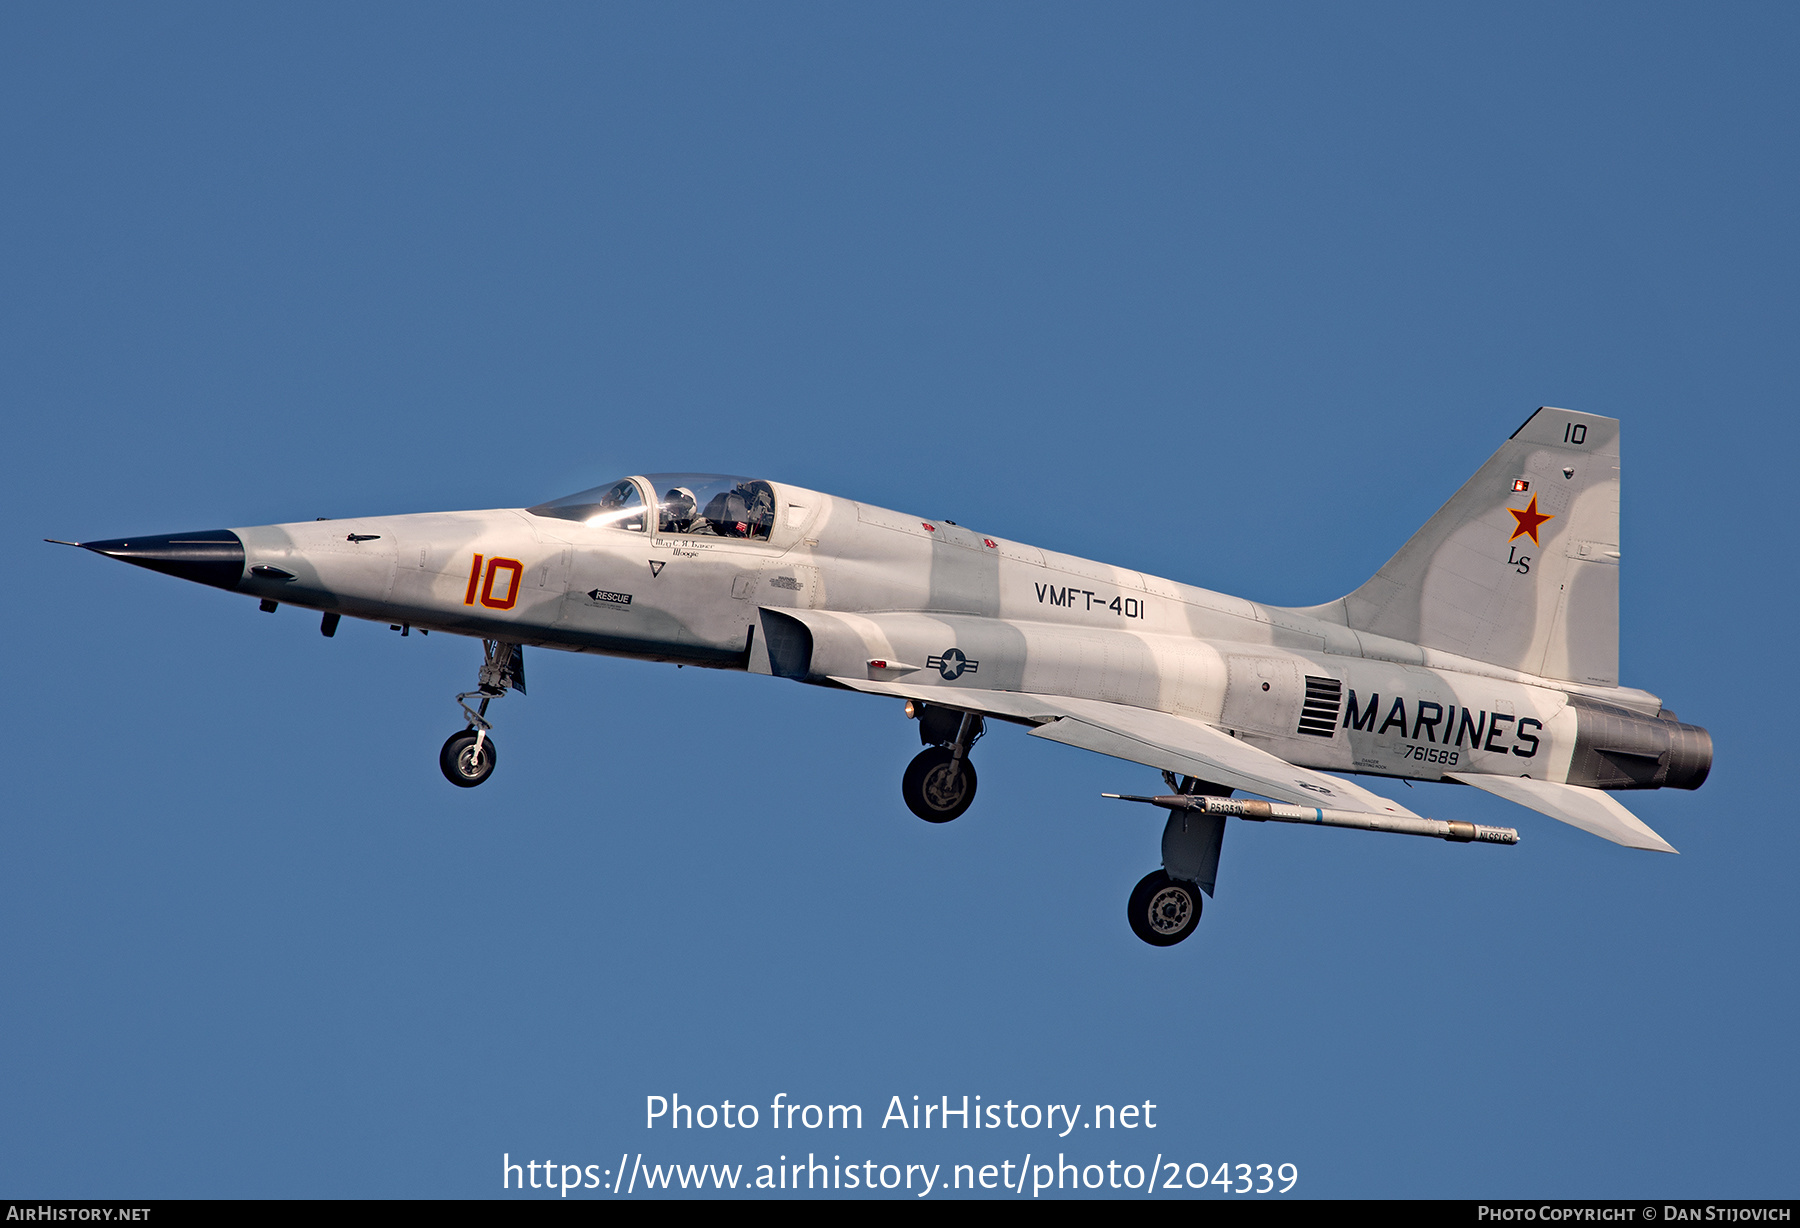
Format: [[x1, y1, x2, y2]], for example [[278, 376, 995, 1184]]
[[210, 474, 1708, 796]]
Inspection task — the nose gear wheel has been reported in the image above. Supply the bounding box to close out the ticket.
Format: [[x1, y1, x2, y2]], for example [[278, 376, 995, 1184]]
[[439, 639, 522, 788], [440, 729, 498, 787]]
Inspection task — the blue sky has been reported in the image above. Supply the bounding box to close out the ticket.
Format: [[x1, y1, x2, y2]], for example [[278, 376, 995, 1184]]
[[3, 3, 1795, 1198]]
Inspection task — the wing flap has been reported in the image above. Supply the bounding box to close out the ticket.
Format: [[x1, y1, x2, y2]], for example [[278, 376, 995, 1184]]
[[1029, 713, 1419, 817], [1444, 772, 1676, 853]]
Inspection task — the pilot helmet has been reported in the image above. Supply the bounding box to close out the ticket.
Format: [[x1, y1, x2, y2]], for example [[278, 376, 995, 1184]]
[[662, 487, 698, 529]]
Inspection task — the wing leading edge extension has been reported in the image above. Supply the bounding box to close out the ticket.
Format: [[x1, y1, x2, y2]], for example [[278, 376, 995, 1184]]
[[829, 677, 1421, 819]]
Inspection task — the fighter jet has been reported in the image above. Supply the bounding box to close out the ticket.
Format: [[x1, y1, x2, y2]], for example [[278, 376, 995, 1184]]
[[56, 408, 1709, 946]]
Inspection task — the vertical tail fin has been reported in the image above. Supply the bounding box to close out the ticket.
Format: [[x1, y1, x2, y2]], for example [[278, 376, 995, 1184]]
[[1298, 408, 1621, 685]]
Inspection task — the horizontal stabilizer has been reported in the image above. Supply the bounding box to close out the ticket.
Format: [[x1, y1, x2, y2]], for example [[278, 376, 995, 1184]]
[[1444, 773, 1676, 853]]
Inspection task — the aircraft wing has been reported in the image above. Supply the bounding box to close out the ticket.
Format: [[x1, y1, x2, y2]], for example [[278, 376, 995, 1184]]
[[1444, 773, 1677, 853], [829, 678, 1421, 818]]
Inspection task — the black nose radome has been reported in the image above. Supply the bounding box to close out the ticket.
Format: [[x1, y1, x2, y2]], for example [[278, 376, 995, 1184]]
[[80, 530, 246, 591]]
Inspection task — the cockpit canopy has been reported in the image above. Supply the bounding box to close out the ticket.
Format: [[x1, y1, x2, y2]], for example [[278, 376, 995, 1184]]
[[528, 473, 777, 541]]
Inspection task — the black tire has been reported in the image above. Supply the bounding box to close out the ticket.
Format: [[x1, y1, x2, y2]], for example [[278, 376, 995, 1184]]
[[1126, 870, 1202, 946], [439, 729, 498, 788], [901, 746, 977, 822]]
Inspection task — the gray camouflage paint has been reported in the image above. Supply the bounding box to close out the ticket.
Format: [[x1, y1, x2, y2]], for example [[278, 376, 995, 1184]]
[[218, 409, 1706, 807]]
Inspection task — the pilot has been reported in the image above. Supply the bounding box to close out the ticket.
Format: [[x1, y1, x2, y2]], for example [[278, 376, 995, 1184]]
[[659, 487, 699, 534]]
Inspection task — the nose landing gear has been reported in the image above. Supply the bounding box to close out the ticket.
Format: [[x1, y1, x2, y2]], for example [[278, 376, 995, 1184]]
[[440, 728, 498, 787], [901, 704, 984, 822], [439, 639, 524, 788]]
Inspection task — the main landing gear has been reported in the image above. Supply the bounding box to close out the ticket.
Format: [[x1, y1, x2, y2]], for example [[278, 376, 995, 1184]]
[[1125, 772, 1230, 947], [901, 702, 984, 822], [1127, 871, 1202, 947], [440, 639, 525, 788]]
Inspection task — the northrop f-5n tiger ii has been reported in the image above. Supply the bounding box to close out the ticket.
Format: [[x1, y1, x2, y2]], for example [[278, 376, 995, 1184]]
[[57, 408, 1710, 946]]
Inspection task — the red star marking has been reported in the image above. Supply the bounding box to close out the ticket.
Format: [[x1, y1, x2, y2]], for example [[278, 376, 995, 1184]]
[[1507, 494, 1554, 545]]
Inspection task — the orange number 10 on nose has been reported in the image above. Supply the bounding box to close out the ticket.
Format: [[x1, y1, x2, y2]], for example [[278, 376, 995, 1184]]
[[464, 553, 523, 611]]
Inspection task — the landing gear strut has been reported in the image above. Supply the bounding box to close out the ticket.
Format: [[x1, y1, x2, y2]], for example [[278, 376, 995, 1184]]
[[439, 639, 524, 788], [901, 704, 984, 822]]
